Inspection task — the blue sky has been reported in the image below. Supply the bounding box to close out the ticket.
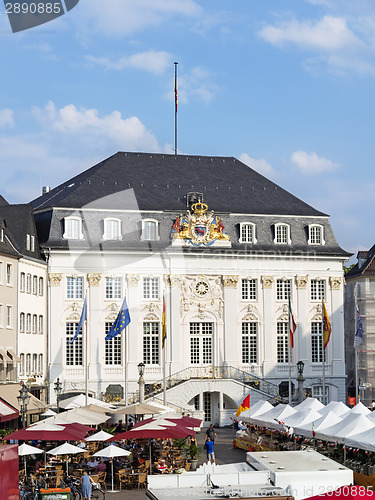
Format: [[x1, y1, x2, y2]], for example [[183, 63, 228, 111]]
[[1, 0, 375, 259]]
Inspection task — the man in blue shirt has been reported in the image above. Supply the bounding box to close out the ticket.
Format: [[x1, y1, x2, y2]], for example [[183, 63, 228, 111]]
[[204, 437, 216, 464]]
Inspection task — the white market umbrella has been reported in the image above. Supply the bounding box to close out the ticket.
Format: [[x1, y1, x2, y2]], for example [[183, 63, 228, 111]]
[[41, 409, 57, 417], [43, 408, 109, 426], [93, 444, 131, 492], [18, 443, 43, 476], [85, 430, 113, 442], [59, 394, 115, 410], [111, 402, 163, 415], [47, 442, 84, 474]]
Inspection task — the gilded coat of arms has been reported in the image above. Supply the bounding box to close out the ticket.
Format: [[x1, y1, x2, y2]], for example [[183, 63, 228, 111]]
[[171, 202, 230, 247]]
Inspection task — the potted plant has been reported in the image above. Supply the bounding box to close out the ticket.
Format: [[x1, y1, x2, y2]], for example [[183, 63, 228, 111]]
[[183, 441, 201, 471]]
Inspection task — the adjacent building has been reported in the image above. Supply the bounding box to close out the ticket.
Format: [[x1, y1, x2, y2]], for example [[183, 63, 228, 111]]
[[31, 152, 350, 425]]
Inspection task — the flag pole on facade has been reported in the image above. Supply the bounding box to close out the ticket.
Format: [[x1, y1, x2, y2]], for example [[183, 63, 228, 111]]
[[288, 294, 296, 404], [354, 284, 364, 404], [162, 293, 167, 405], [174, 61, 178, 155], [236, 394, 250, 417], [322, 299, 331, 403], [68, 295, 88, 404]]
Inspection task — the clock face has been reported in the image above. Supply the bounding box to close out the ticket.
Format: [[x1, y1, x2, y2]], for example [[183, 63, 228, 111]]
[[195, 281, 209, 296]]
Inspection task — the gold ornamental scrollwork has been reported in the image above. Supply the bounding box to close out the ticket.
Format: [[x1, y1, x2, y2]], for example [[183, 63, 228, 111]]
[[261, 276, 274, 289], [296, 276, 308, 289], [222, 275, 238, 288], [127, 274, 140, 286], [49, 273, 62, 286], [165, 274, 180, 287], [87, 273, 101, 286], [330, 277, 342, 290]]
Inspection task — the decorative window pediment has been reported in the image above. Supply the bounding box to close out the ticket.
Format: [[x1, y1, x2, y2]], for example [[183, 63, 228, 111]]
[[63, 217, 83, 240]]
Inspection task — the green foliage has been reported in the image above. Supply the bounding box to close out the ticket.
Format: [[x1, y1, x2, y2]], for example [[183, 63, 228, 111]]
[[183, 441, 201, 460], [344, 263, 355, 274], [173, 438, 187, 449]]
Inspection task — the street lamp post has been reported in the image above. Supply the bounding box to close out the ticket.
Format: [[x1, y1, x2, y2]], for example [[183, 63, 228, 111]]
[[297, 360, 305, 403], [137, 362, 145, 404], [54, 377, 63, 413], [17, 382, 31, 428]]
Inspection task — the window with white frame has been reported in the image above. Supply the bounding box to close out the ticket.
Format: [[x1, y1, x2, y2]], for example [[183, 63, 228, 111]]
[[277, 322, 289, 363], [190, 322, 213, 365], [31, 235, 35, 252], [20, 353, 25, 376], [38, 354, 43, 375], [26, 274, 31, 293], [67, 276, 83, 299], [32, 275, 37, 295], [276, 279, 292, 300], [308, 225, 325, 245], [103, 218, 121, 240], [26, 314, 31, 334], [0, 228, 3, 242], [105, 277, 122, 299], [66, 322, 83, 365], [26, 234, 30, 251], [241, 279, 257, 300], [105, 322, 122, 365], [26, 353, 31, 375], [32, 353, 37, 374], [63, 217, 83, 240], [6, 306, 12, 328], [20, 313, 25, 333], [311, 322, 326, 363], [6, 264, 12, 285], [38, 277, 44, 296], [311, 279, 325, 301], [242, 322, 258, 364], [239, 223, 257, 243], [32, 314, 37, 334], [20, 272, 25, 292], [142, 219, 158, 241], [274, 223, 291, 244], [143, 277, 159, 299], [143, 322, 160, 365], [312, 385, 328, 405], [38, 316, 43, 334]]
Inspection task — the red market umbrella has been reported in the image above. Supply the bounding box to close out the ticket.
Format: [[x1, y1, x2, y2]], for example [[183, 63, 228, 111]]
[[305, 485, 373, 500], [133, 416, 202, 430], [4, 423, 89, 442], [110, 421, 196, 441]]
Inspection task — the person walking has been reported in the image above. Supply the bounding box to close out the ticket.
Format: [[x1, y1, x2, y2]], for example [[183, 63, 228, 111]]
[[205, 424, 217, 443], [204, 437, 216, 464], [81, 471, 94, 500]]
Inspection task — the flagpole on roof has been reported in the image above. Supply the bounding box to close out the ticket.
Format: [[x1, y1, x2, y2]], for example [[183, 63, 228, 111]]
[[85, 290, 89, 406], [322, 298, 326, 404], [174, 61, 178, 155]]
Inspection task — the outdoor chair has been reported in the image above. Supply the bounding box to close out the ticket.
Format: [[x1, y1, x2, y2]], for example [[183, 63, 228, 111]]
[[97, 472, 106, 489], [136, 472, 147, 489], [117, 471, 130, 490]]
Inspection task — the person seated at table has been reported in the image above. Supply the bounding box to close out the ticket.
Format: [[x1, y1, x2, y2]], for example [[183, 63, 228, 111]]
[[156, 459, 170, 474], [34, 458, 43, 473], [132, 452, 142, 469], [87, 458, 99, 469], [77, 440, 86, 449], [96, 460, 106, 473]]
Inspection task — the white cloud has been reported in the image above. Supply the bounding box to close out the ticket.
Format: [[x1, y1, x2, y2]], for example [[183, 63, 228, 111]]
[[259, 15, 362, 51], [239, 153, 278, 179], [75, 0, 202, 37], [0, 109, 14, 128], [291, 150, 341, 174], [85, 50, 172, 74], [170, 66, 220, 105]]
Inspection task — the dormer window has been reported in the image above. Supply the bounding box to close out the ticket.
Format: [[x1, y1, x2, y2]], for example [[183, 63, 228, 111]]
[[63, 217, 83, 240], [103, 218, 121, 240], [26, 234, 30, 251], [142, 219, 159, 241], [239, 222, 257, 244], [274, 223, 291, 244], [308, 224, 325, 245]]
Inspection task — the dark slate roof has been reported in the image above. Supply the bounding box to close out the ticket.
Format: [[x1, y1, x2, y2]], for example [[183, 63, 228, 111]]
[[0, 204, 44, 262], [31, 152, 327, 216], [0, 195, 8, 207], [346, 245, 375, 278]]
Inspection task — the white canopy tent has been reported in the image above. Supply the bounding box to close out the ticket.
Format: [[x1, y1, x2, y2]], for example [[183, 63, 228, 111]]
[[293, 410, 343, 438], [240, 400, 273, 424], [317, 401, 350, 418], [293, 397, 325, 412], [251, 404, 296, 429], [350, 402, 371, 415], [281, 408, 323, 431], [314, 413, 375, 442], [344, 427, 375, 452]]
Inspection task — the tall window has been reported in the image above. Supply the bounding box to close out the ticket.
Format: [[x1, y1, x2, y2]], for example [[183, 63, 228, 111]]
[[20, 312, 25, 333], [239, 223, 257, 243], [31, 235, 35, 252], [142, 220, 158, 241], [103, 219, 121, 240], [0, 262, 2, 283], [276, 279, 291, 300], [311, 322, 326, 363], [32, 315, 37, 334], [26, 274, 31, 293], [143, 277, 159, 299], [26, 354, 31, 375], [312, 385, 328, 405], [38, 354, 43, 375], [20, 272, 25, 292], [38, 316, 43, 334], [6, 306, 12, 327], [20, 353, 25, 376], [38, 277, 44, 296], [32, 354, 37, 374], [105, 277, 122, 299], [143, 322, 160, 365], [309, 225, 324, 245], [105, 322, 122, 365], [274, 223, 290, 244], [26, 314, 31, 333], [26, 234, 30, 251], [190, 322, 213, 365], [32, 275, 37, 295], [241, 279, 257, 300], [6, 264, 12, 285], [63, 217, 83, 240], [277, 322, 289, 363], [66, 322, 83, 365], [311, 279, 325, 301], [242, 322, 257, 364], [67, 276, 83, 299]]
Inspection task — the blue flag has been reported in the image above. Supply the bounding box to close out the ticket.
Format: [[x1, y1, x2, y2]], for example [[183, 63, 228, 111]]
[[70, 295, 87, 343], [105, 296, 131, 341], [354, 307, 364, 348]]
